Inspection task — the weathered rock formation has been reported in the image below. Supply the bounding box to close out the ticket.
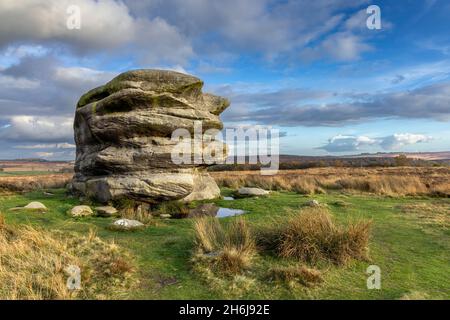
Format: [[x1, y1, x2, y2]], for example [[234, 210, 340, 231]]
[[71, 69, 229, 204]]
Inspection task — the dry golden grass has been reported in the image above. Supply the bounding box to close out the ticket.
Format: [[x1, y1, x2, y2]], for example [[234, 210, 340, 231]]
[[212, 167, 450, 196], [0, 174, 72, 193], [0, 216, 136, 300], [268, 265, 323, 287], [118, 207, 154, 225], [256, 207, 371, 265], [193, 217, 256, 275], [397, 202, 450, 230]]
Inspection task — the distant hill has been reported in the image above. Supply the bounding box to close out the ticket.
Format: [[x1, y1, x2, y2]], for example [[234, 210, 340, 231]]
[[0, 160, 74, 173], [280, 151, 450, 161], [230, 151, 450, 162], [342, 151, 450, 161], [212, 151, 450, 171]]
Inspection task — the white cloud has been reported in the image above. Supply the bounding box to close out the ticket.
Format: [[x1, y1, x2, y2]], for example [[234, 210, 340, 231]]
[[53, 66, 117, 90], [14, 142, 75, 149], [320, 134, 378, 152], [154, 65, 189, 75], [320, 133, 433, 153], [322, 32, 372, 61], [380, 133, 433, 150], [0, 116, 73, 142], [301, 32, 372, 62]]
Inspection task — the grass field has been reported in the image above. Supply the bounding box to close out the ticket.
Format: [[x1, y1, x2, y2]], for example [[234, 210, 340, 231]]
[[1, 186, 448, 300]]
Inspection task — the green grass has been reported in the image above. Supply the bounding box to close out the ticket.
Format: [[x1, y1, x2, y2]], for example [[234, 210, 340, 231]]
[[1, 188, 449, 300]]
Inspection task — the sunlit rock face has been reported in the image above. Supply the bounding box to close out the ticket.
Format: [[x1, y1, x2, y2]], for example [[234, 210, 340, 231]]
[[71, 69, 229, 204]]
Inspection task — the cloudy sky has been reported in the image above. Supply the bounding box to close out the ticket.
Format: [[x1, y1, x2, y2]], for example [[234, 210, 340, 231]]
[[0, 0, 449, 160]]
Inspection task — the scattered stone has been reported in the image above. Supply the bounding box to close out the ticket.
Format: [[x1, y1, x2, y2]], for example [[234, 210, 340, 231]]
[[159, 214, 172, 219], [9, 201, 48, 212], [111, 219, 145, 231], [204, 251, 220, 258], [43, 192, 54, 196], [236, 187, 270, 197], [71, 69, 229, 204], [95, 206, 118, 217], [69, 205, 93, 217], [305, 200, 320, 207], [24, 202, 48, 211], [223, 196, 234, 201]]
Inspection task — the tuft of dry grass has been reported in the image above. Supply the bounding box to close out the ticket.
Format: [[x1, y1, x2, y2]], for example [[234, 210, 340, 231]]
[[0, 217, 136, 300], [268, 265, 323, 287], [256, 207, 371, 265], [193, 217, 256, 275], [113, 200, 155, 225], [156, 201, 190, 218], [119, 208, 154, 225]]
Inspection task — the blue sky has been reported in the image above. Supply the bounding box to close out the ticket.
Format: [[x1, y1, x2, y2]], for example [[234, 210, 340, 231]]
[[0, 0, 449, 159]]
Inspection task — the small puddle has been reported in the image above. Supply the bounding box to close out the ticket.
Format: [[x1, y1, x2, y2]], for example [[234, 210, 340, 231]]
[[188, 204, 245, 218], [223, 196, 235, 201], [216, 208, 245, 218]]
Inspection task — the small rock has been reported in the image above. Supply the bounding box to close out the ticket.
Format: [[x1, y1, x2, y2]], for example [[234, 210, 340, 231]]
[[237, 187, 270, 197], [306, 200, 320, 207], [43, 192, 54, 196], [159, 214, 172, 219], [111, 219, 144, 231], [95, 206, 118, 217], [69, 205, 93, 217], [204, 251, 220, 258], [9, 201, 48, 212], [24, 202, 48, 211]]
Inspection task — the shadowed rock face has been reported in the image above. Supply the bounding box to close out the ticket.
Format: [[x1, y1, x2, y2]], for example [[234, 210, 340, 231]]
[[71, 69, 229, 204]]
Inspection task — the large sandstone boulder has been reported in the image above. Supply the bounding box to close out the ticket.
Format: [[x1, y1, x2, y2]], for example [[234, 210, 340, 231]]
[[71, 70, 229, 204]]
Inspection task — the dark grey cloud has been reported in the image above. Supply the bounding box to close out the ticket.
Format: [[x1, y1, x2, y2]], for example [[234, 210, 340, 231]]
[[0, 54, 115, 118], [0, 0, 377, 69], [0, 53, 116, 150], [124, 0, 370, 62], [0, 0, 194, 65], [221, 81, 450, 126]]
